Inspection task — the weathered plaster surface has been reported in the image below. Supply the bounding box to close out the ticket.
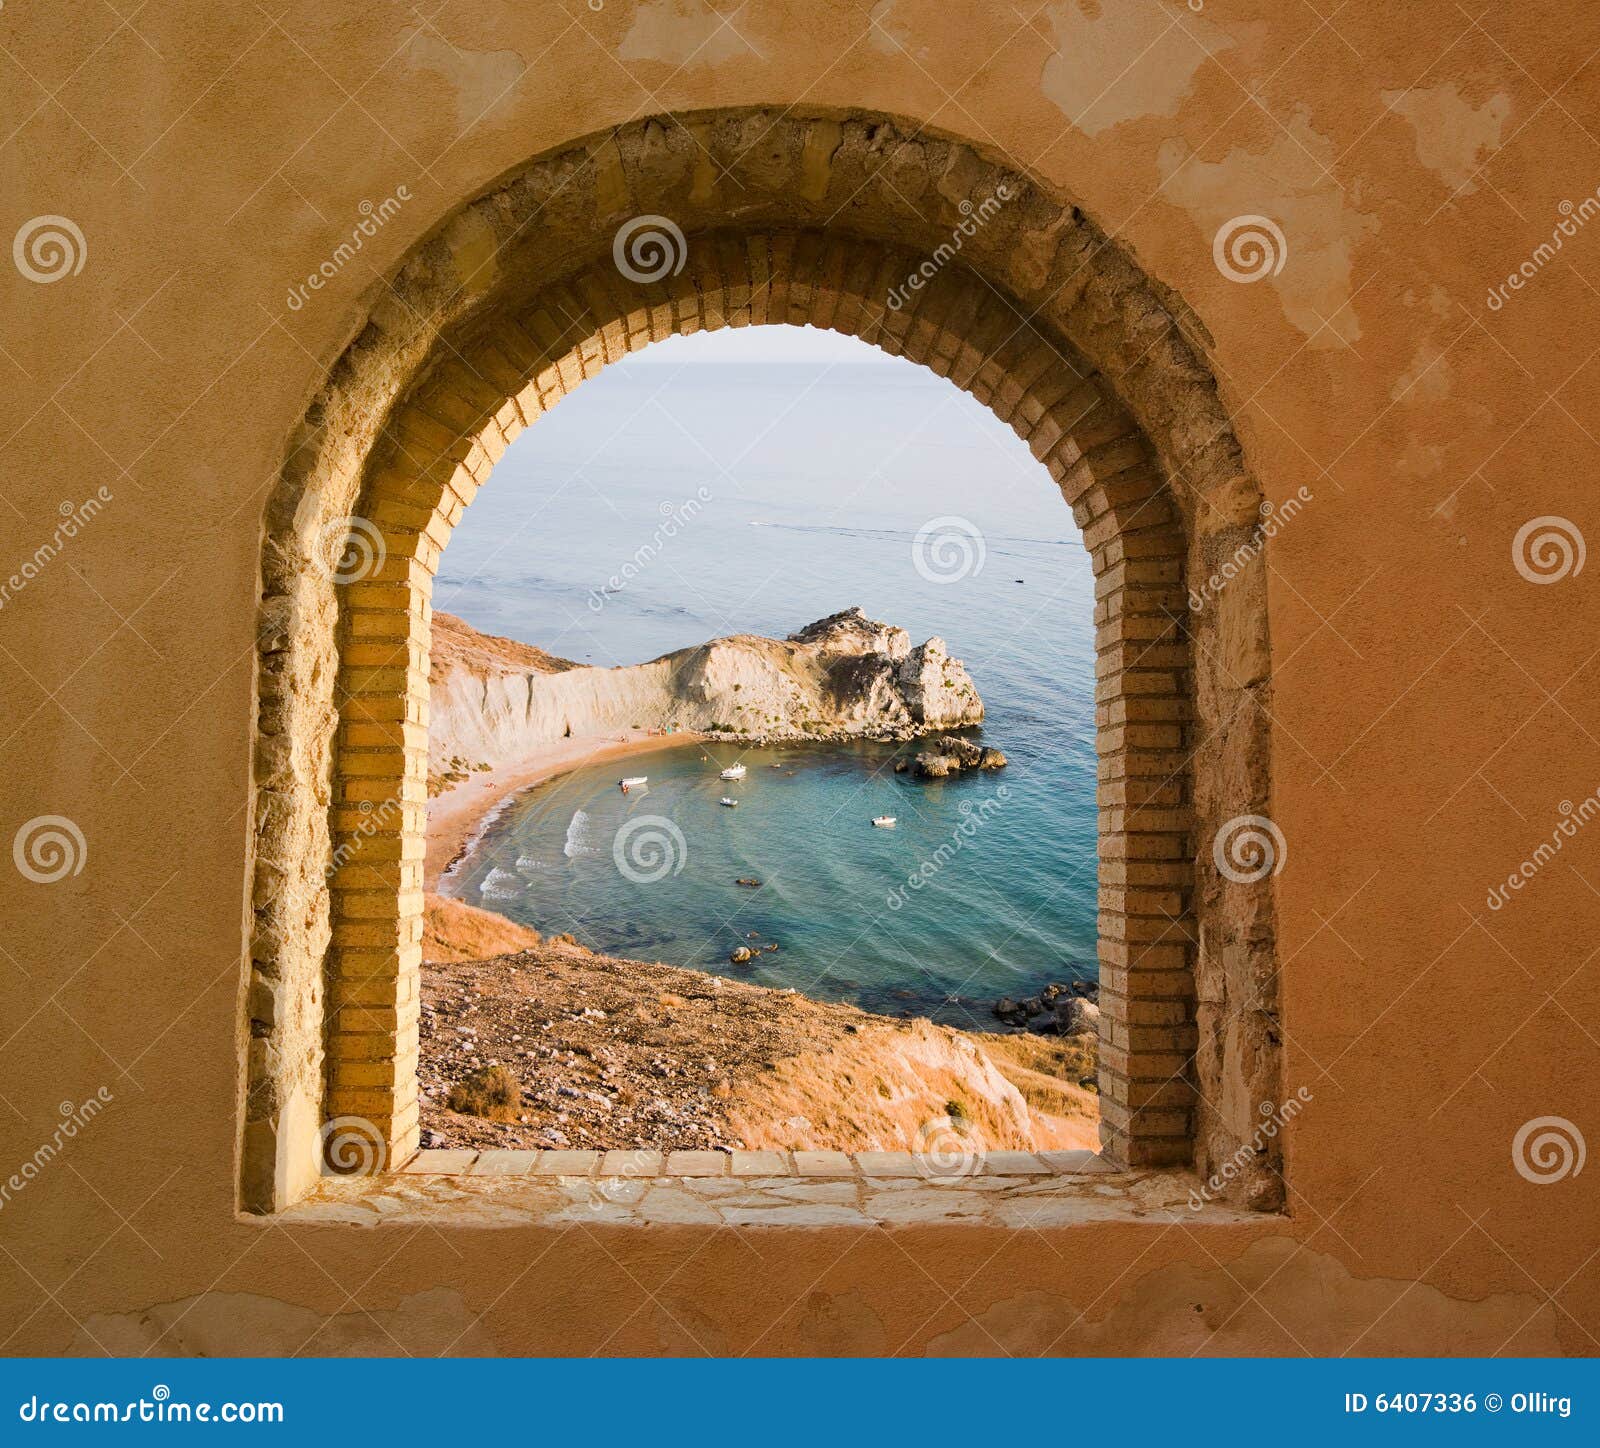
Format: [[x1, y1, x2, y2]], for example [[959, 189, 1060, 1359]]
[[1383, 84, 1512, 195], [1039, 1, 1236, 136], [2, 0, 1598, 1358]]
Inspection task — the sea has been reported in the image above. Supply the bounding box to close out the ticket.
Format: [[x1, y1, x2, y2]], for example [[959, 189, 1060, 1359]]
[[433, 327, 1098, 1031]]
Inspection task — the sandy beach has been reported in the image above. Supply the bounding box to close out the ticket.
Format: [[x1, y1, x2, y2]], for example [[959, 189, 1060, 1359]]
[[425, 729, 705, 890]]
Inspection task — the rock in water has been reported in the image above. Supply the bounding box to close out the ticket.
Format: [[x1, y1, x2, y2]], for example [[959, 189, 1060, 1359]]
[[912, 734, 1008, 779], [991, 983, 1098, 1035]]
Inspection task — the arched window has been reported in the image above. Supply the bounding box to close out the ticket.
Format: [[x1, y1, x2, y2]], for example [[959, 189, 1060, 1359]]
[[242, 113, 1279, 1213]]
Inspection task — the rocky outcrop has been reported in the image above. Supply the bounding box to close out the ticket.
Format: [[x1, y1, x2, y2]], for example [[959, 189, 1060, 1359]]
[[428, 607, 985, 775], [993, 980, 1100, 1036], [912, 734, 1008, 779]]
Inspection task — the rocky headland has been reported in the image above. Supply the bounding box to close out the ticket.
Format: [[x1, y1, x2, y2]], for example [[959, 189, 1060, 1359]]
[[428, 606, 985, 788]]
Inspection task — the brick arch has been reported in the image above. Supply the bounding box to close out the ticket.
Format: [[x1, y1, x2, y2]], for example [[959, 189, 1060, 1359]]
[[244, 112, 1278, 1213]]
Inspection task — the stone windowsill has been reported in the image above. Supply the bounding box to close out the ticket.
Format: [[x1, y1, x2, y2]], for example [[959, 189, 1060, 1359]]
[[280, 1149, 1263, 1228]]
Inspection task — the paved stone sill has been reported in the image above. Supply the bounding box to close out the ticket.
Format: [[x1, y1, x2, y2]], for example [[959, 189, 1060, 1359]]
[[284, 1150, 1260, 1228], [403, 1147, 1117, 1179]]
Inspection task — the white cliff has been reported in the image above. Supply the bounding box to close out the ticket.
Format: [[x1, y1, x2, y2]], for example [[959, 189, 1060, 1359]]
[[428, 608, 985, 775]]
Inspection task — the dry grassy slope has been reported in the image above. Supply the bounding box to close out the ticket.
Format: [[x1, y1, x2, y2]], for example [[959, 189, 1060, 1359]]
[[423, 891, 545, 963], [421, 895, 1098, 1154], [430, 611, 576, 683]]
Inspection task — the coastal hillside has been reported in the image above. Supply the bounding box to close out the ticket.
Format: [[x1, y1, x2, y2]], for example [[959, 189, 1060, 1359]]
[[420, 895, 1099, 1156], [431, 610, 577, 682], [427, 607, 984, 780]]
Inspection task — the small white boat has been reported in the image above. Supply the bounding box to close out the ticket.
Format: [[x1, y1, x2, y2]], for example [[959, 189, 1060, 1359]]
[[620, 776, 648, 787], [719, 764, 747, 780], [872, 815, 897, 828], [720, 797, 738, 808]]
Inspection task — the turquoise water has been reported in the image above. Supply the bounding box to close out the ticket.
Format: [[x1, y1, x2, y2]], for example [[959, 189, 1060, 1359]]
[[435, 329, 1098, 1030]]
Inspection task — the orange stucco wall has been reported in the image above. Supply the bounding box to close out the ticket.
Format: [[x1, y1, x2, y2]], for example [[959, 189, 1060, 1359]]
[[1, 0, 1596, 1355]]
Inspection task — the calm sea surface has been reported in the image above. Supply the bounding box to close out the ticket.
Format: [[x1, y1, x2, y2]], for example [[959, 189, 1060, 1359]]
[[435, 333, 1098, 1029]]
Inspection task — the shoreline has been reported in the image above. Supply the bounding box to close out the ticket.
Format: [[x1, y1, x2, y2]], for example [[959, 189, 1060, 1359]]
[[425, 729, 706, 890]]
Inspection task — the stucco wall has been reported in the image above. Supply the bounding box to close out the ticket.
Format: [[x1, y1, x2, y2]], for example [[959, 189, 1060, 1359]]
[[1, 0, 1597, 1355]]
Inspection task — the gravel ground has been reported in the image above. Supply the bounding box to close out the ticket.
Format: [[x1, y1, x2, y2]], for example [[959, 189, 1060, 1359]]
[[420, 939, 885, 1152]]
